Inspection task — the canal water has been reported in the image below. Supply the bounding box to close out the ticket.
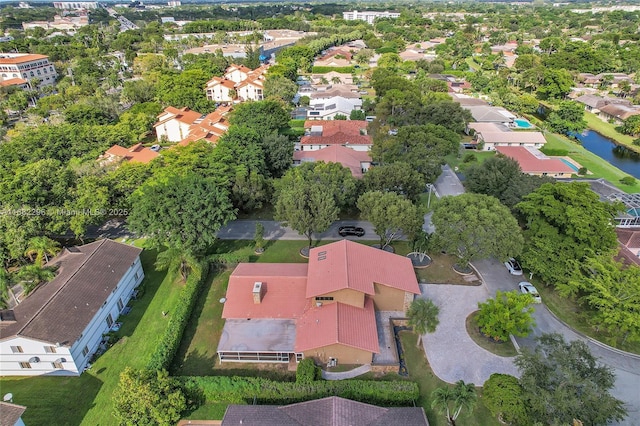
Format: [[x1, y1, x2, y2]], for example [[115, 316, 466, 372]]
[[572, 130, 640, 179]]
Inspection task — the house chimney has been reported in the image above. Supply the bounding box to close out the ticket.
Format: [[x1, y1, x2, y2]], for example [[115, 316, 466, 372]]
[[252, 282, 263, 304]]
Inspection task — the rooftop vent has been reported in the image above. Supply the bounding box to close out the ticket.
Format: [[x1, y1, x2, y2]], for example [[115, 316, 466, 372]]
[[317, 251, 327, 261], [0, 310, 16, 323], [253, 282, 263, 304]]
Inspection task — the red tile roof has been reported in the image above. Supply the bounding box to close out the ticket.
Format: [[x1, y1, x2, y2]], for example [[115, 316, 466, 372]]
[[178, 105, 232, 146], [495, 146, 574, 175], [0, 54, 49, 64], [104, 143, 158, 164], [294, 145, 371, 178], [300, 132, 372, 147], [154, 106, 202, 126], [0, 77, 28, 87], [294, 298, 379, 353], [303, 120, 368, 136], [306, 240, 420, 298], [227, 63, 252, 74], [206, 76, 236, 89], [222, 263, 309, 319]]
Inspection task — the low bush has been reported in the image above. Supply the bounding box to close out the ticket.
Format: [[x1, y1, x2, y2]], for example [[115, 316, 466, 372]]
[[210, 246, 254, 268], [296, 358, 320, 384], [181, 376, 419, 406], [146, 262, 208, 371], [540, 148, 569, 156], [620, 176, 636, 185]]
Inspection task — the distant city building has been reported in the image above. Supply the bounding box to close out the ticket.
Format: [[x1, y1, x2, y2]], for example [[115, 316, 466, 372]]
[[22, 15, 89, 31], [18, 2, 31, 8], [167, 0, 180, 6], [53, 1, 97, 9], [342, 10, 400, 25], [0, 53, 58, 86]]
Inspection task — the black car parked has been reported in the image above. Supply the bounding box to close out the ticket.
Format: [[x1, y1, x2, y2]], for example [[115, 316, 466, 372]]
[[338, 226, 365, 237]]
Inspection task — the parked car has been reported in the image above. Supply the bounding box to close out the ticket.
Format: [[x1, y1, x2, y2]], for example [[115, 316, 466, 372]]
[[518, 282, 541, 303], [150, 144, 161, 152], [504, 258, 523, 275], [338, 226, 365, 237]]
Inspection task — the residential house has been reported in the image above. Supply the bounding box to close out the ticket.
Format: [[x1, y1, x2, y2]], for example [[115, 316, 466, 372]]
[[468, 122, 547, 151], [293, 145, 372, 178], [299, 120, 371, 152], [310, 71, 353, 85], [0, 53, 57, 86], [0, 78, 29, 90], [313, 48, 353, 68], [154, 106, 203, 142], [450, 94, 490, 107], [575, 94, 615, 112], [0, 402, 27, 426], [0, 240, 144, 376], [99, 143, 159, 165], [495, 146, 574, 177], [177, 105, 232, 146], [307, 86, 362, 120], [598, 103, 640, 125], [578, 72, 633, 88], [218, 240, 420, 365], [221, 396, 429, 426], [204, 64, 268, 103], [464, 105, 516, 124]]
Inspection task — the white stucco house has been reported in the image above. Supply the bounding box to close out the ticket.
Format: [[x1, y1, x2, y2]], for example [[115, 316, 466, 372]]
[[0, 239, 144, 376], [154, 106, 203, 142], [204, 64, 268, 103]]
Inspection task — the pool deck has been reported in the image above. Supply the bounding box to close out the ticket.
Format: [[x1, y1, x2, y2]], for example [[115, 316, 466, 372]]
[[558, 156, 592, 174]]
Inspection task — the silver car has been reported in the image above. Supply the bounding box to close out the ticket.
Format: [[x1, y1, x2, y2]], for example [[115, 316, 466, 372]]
[[519, 282, 541, 303], [504, 258, 523, 275]]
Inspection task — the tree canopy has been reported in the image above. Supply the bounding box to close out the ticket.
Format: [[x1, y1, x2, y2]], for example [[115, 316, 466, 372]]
[[357, 191, 422, 249], [515, 333, 627, 425], [431, 193, 524, 267], [476, 290, 536, 342]]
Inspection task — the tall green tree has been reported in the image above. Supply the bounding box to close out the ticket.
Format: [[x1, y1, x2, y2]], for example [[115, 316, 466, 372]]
[[515, 333, 627, 425], [15, 264, 56, 296], [482, 374, 529, 425], [407, 298, 440, 347], [516, 182, 621, 290], [113, 368, 188, 426], [263, 75, 298, 103], [464, 156, 553, 209], [432, 194, 524, 267], [476, 291, 536, 342], [24, 236, 60, 266], [357, 191, 422, 249], [274, 177, 338, 250], [128, 173, 236, 255], [546, 100, 587, 134], [362, 162, 426, 202], [431, 380, 477, 426], [228, 99, 290, 138], [571, 256, 640, 346]]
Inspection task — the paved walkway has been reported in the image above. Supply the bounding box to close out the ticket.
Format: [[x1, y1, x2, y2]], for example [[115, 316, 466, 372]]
[[321, 364, 371, 380], [372, 311, 404, 365], [419, 284, 519, 385]]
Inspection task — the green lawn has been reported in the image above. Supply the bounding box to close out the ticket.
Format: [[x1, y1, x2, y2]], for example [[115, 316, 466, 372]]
[[0, 245, 184, 426], [400, 332, 499, 426], [446, 150, 496, 171], [584, 111, 639, 152], [415, 253, 481, 286], [542, 133, 640, 193]]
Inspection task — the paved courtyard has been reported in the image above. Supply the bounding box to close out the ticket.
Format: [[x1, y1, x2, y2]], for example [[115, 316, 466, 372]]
[[419, 284, 519, 385]]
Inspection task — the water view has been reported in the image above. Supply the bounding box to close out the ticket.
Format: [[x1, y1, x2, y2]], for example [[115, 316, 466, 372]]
[[572, 130, 640, 179]]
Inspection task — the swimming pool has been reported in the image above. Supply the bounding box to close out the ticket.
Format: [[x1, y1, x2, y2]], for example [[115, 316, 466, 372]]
[[514, 118, 533, 129], [560, 158, 579, 172]]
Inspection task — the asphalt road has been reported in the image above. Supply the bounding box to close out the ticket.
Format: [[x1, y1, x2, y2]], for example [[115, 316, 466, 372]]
[[217, 219, 381, 242]]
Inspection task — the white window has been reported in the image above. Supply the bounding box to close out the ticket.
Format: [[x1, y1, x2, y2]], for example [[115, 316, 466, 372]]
[[19, 362, 31, 369], [117, 298, 124, 312], [106, 314, 113, 328], [10, 346, 23, 353], [44, 346, 57, 353], [52, 362, 64, 369], [82, 346, 89, 357]]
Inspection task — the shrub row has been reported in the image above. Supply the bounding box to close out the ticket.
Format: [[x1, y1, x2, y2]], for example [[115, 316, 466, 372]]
[[146, 262, 208, 370], [180, 376, 419, 406], [311, 66, 355, 74], [540, 148, 569, 156]]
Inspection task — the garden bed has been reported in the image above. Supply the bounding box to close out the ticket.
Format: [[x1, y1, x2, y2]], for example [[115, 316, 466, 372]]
[[414, 254, 481, 286], [465, 311, 518, 358]]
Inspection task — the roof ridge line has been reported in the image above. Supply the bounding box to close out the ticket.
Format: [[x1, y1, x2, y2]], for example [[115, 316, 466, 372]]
[[16, 239, 108, 340]]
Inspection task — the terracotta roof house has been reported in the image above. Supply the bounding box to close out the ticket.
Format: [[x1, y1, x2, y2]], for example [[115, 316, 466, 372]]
[[205, 64, 268, 102], [293, 145, 372, 178], [495, 146, 574, 177], [314, 48, 353, 68], [154, 106, 203, 142], [0, 53, 57, 86], [221, 396, 429, 426], [0, 401, 27, 426], [0, 77, 29, 90], [100, 143, 159, 165], [218, 240, 420, 365], [0, 240, 144, 376], [299, 120, 371, 152], [178, 105, 232, 146]]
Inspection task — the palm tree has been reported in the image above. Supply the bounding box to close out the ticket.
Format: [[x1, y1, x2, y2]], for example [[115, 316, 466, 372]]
[[431, 381, 478, 426], [15, 265, 56, 297], [24, 236, 60, 267], [155, 247, 202, 283], [407, 298, 440, 347], [331, 76, 342, 84]]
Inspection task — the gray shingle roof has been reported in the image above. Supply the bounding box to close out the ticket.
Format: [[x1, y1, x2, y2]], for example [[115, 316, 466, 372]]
[[0, 402, 26, 426], [221, 397, 429, 426], [0, 239, 142, 346]]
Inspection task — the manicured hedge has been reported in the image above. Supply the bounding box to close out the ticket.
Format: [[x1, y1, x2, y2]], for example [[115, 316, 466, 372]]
[[540, 148, 569, 156], [146, 263, 208, 370], [311, 66, 355, 74], [180, 376, 419, 406], [296, 358, 320, 384]]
